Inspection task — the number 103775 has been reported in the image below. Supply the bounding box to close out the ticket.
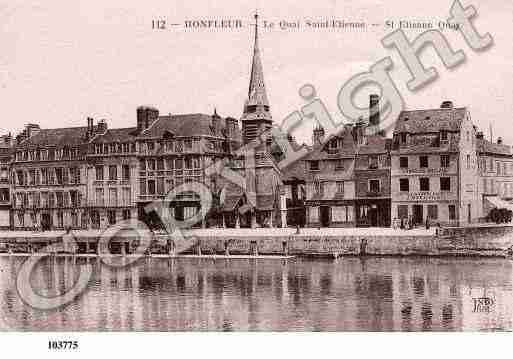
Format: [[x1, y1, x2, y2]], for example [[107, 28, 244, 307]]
[[48, 341, 78, 350]]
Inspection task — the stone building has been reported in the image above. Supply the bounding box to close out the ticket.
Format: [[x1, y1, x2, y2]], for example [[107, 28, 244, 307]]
[[476, 134, 513, 217], [11, 124, 89, 230], [354, 135, 392, 227], [136, 108, 241, 229], [304, 125, 357, 227], [0, 134, 13, 229], [220, 13, 286, 228], [391, 101, 480, 226], [87, 118, 139, 229]]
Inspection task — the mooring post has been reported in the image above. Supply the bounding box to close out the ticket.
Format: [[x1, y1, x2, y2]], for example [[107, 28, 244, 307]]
[[224, 240, 230, 256], [251, 241, 258, 257], [282, 239, 289, 256], [121, 241, 126, 256], [196, 241, 202, 256], [168, 239, 176, 257]]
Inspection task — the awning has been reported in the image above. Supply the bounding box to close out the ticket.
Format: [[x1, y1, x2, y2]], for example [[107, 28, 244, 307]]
[[485, 196, 513, 212]]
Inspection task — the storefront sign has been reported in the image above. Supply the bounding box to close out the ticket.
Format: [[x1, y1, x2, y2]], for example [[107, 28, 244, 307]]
[[403, 168, 448, 175], [408, 192, 442, 201]]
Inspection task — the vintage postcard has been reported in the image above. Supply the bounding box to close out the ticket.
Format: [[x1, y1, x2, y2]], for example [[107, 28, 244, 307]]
[[0, 0, 512, 355]]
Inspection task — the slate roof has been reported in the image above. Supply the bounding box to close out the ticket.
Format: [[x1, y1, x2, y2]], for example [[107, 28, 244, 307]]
[[92, 128, 138, 143], [17, 127, 88, 148], [357, 136, 391, 155], [394, 107, 467, 134], [477, 138, 512, 156], [139, 114, 241, 141]]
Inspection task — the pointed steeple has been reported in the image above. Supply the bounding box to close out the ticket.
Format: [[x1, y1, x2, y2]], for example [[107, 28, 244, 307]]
[[247, 11, 270, 109], [242, 11, 273, 144]]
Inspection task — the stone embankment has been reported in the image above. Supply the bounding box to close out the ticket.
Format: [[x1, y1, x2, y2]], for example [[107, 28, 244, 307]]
[[0, 225, 512, 258]]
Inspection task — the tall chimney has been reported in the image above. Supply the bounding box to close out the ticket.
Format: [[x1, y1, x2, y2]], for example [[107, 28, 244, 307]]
[[312, 126, 325, 148], [97, 119, 108, 134], [369, 94, 380, 127], [137, 106, 159, 132]]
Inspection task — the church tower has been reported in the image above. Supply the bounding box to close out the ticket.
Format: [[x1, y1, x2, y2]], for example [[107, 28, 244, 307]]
[[241, 12, 273, 145]]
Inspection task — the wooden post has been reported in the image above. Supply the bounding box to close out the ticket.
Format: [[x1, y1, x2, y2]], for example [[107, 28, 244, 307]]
[[222, 214, 226, 229], [196, 241, 202, 256], [269, 212, 274, 228], [235, 213, 240, 229], [168, 239, 175, 257], [121, 241, 126, 256], [251, 241, 258, 256], [224, 241, 230, 256], [282, 240, 289, 256]]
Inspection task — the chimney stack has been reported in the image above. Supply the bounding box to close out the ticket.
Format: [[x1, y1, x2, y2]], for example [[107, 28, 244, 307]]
[[441, 101, 454, 109], [97, 119, 108, 134], [137, 106, 159, 132], [25, 124, 40, 139], [369, 94, 380, 127], [312, 126, 325, 148], [476, 132, 484, 140], [86, 117, 95, 139], [497, 137, 503, 145]]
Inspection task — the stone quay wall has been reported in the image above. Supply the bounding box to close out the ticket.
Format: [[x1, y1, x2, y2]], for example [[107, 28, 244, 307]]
[[1, 225, 513, 258]]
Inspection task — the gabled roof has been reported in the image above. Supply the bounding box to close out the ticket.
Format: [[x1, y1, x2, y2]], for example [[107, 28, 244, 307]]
[[394, 107, 467, 134], [17, 127, 88, 148]]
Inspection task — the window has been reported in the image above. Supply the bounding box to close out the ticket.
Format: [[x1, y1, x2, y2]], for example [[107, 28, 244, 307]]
[[336, 181, 344, 194], [55, 168, 64, 185], [95, 188, 104, 206], [95, 166, 104, 181], [314, 180, 324, 196], [419, 156, 429, 168], [440, 155, 450, 168], [440, 130, 448, 141], [335, 160, 344, 171], [420, 177, 430, 191], [109, 165, 117, 181], [147, 142, 155, 151], [399, 178, 409, 192], [166, 159, 174, 170], [157, 178, 165, 195], [369, 156, 379, 169], [122, 165, 130, 180], [497, 161, 501, 175], [122, 210, 131, 221], [147, 180, 156, 195], [400, 157, 408, 168], [398, 205, 408, 219], [122, 188, 131, 206], [369, 179, 380, 193], [157, 159, 165, 171], [448, 205, 456, 220], [139, 160, 146, 171], [400, 133, 407, 144], [466, 155, 471, 169], [139, 179, 146, 195], [108, 210, 116, 225], [428, 205, 438, 220], [109, 188, 117, 206], [148, 159, 156, 171], [310, 161, 319, 171], [440, 177, 451, 191]]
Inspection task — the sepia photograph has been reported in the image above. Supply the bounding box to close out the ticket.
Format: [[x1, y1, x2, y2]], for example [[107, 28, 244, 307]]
[[0, 0, 513, 355]]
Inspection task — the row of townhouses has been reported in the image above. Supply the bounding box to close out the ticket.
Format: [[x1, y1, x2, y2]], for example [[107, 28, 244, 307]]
[[1, 13, 512, 231]]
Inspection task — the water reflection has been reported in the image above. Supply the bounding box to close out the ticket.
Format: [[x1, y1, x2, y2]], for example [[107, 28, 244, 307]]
[[0, 256, 512, 331]]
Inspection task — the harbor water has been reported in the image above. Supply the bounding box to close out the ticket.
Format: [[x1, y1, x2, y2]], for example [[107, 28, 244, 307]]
[[0, 256, 512, 331]]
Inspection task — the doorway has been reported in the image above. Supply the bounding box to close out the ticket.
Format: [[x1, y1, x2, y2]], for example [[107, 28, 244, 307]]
[[320, 206, 331, 227], [413, 205, 423, 226]]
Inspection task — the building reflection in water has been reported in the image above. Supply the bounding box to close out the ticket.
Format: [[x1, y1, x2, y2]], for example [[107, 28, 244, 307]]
[[0, 256, 511, 331]]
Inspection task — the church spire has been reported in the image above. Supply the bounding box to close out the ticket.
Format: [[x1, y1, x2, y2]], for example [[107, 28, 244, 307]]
[[242, 11, 273, 144], [246, 11, 270, 112]]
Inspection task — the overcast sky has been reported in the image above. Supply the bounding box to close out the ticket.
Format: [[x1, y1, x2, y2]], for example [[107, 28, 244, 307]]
[[1, 0, 512, 145]]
